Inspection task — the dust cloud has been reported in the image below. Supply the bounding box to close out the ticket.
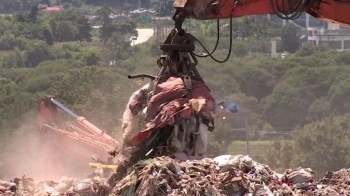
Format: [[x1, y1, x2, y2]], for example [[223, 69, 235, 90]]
[[0, 109, 102, 182]]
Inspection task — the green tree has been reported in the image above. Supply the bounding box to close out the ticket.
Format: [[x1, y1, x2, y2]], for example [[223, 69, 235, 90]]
[[49, 9, 91, 42], [328, 78, 350, 114], [61, 0, 73, 3], [72, 0, 83, 7], [63, 2, 72, 9], [140, 0, 151, 8], [14, 48, 25, 67], [0, 17, 11, 36], [12, 4, 39, 23], [233, 64, 274, 100], [96, 4, 113, 44], [265, 115, 350, 176], [19, 23, 55, 45], [75, 14, 92, 42], [13, 11, 28, 23], [108, 33, 131, 59], [280, 23, 299, 53], [2, 53, 17, 68], [295, 42, 329, 57], [83, 51, 101, 65], [232, 41, 248, 57], [24, 40, 52, 67], [27, 4, 39, 23], [51, 20, 78, 42], [0, 32, 27, 50], [115, 20, 137, 35]]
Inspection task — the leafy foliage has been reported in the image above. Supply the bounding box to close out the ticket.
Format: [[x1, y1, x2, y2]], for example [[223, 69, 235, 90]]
[[280, 23, 299, 53], [264, 115, 350, 176], [1, 3, 350, 177]]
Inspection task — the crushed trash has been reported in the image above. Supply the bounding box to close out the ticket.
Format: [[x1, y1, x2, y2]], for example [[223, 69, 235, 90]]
[[1, 155, 350, 195]]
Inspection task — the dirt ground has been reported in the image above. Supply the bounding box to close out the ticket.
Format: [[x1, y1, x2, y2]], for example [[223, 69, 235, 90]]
[[131, 28, 154, 46]]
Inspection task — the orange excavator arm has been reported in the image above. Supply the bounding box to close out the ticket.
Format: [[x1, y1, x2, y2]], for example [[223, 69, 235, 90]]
[[174, 0, 350, 28], [37, 95, 119, 153]]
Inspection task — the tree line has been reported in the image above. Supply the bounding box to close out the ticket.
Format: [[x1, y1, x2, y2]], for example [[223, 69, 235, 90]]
[[0, 5, 138, 68], [0, 0, 171, 15], [1, 5, 350, 176]]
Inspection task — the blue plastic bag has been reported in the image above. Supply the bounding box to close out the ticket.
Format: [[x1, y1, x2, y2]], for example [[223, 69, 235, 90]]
[[218, 100, 239, 113]]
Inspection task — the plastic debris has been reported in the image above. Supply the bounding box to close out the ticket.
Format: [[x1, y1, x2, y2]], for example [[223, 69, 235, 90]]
[[1, 155, 350, 195]]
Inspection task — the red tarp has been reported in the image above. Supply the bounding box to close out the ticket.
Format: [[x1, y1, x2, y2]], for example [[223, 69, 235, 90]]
[[133, 77, 215, 141]]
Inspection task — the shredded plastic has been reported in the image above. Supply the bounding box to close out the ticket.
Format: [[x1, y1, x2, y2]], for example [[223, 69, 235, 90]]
[[1, 155, 350, 196]]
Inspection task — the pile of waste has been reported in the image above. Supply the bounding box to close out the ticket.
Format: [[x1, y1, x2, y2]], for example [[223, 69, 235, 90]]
[[1, 155, 350, 196], [110, 155, 315, 196], [0, 175, 110, 196]]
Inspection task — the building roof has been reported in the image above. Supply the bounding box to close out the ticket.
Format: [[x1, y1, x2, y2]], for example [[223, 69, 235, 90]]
[[43, 6, 62, 11], [130, 8, 156, 14]]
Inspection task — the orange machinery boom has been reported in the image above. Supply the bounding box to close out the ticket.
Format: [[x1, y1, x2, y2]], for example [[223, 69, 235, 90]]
[[173, 0, 350, 28], [36, 95, 118, 153]]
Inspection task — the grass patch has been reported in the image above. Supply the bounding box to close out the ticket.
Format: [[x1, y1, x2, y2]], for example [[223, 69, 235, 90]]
[[0, 50, 15, 58], [90, 28, 100, 37]]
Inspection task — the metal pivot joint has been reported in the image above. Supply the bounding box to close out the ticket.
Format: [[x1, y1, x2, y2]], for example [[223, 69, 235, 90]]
[[128, 9, 206, 97], [152, 11, 205, 95]]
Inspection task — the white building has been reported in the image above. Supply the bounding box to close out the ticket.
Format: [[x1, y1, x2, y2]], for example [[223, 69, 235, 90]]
[[269, 13, 350, 51], [307, 23, 350, 50]]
